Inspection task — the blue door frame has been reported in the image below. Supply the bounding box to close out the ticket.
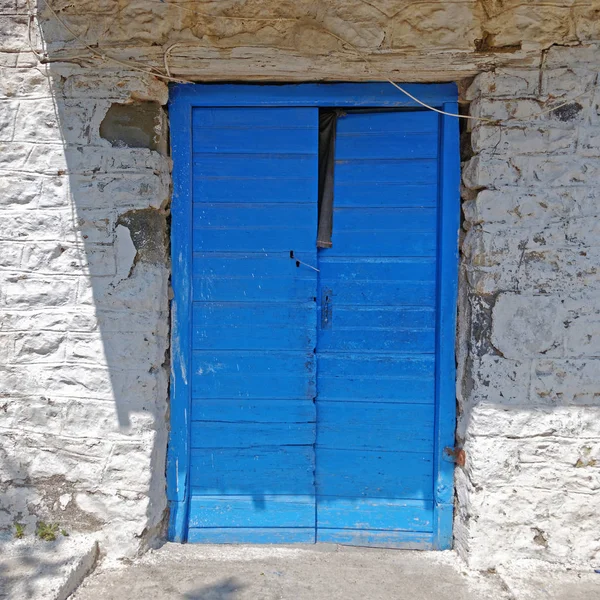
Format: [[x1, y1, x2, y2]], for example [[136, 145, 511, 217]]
[[167, 83, 460, 548]]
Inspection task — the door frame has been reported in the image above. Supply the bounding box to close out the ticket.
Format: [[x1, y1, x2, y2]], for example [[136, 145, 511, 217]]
[[167, 83, 460, 548]]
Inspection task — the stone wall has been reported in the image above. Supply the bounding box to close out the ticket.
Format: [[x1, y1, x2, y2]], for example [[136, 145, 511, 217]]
[[458, 45, 600, 569], [0, 0, 599, 567]]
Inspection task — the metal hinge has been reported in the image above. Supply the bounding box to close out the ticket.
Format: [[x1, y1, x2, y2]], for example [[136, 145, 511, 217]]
[[444, 446, 466, 467]]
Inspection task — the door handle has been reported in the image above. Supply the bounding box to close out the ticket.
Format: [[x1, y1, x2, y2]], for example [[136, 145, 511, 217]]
[[321, 288, 332, 329]]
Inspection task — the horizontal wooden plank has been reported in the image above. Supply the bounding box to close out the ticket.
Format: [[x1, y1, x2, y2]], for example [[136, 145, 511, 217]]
[[193, 176, 316, 204], [193, 302, 316, 350], [316, 497, 433, 532], [319, 324, 435, 354], [317, 354, 435, 403], [336, 111, 438, 134], [192, 253, 317, 302], [193, 107, 317, 129], [319, 257, 436, 280], [317, 402, 434, 453], [191, 398, 316, 423], [322, 231, 437, 257], [333, 183, 438, 208], [193, 129, 316, 154], [318, 259, 436, 306], [332, 207, 436, 232], [192, 203, 317, 252], [190, 447, 314, 495], [189, 495, 315, 528], [336, 132, 438, 160], [174, 83, 458, 108], [192, 351, 315, 399], [316, 528, 433, 549], [319, 305, 435, 353], [191, 421, 315, 449], [193, 154, 317, 180], [334, 158, 437, 185], [316, 448, 433, 499], [188, 527, 315, 544]]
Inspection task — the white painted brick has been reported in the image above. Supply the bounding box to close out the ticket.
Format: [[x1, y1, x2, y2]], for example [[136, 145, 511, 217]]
[[0, 308, 98, 332], [67, 331, 168, 369], [102, 442, 153, 492], [532, 359, 600, 405], [491, 293, 565, 358], [466, 70, 540, 101], [471, 124, 577, 155], [467, 404, 600, 440], [0, 274, 79, 307], [0, 66, 53, 98], [541, 68, 598, 100], [1, 431, 110, 485]]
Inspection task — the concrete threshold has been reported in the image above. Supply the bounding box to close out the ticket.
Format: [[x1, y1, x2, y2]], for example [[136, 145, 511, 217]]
[[71, 543, 511, 600]]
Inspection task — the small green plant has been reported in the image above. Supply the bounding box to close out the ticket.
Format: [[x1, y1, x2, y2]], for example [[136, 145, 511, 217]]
[[14, 522, 25, 539], [36, 521, 59, 542], [61, 528, 69, 537]]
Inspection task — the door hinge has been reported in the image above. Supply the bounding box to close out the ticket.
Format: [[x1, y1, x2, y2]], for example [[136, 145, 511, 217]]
[[444, 446, 466, 467]]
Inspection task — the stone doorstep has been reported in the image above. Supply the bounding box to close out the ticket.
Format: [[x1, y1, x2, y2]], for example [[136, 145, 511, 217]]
[[0, 534, 98, 600]]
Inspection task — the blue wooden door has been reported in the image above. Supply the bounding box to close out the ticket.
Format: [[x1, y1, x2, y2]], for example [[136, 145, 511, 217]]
[[168, 84, 459, 549], [315, 111, 440, 547], [186, 107, 319, 543]]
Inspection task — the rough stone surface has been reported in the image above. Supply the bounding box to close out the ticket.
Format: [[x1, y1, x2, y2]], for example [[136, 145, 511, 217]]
[[0, 534, 98, 600], [458, 47, 600, 570], [0, 0, 599, 573]]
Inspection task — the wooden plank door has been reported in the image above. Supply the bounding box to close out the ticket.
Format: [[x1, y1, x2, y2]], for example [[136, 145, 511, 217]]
[[315, 111, 442, 547], [187, 107, 319, 543]]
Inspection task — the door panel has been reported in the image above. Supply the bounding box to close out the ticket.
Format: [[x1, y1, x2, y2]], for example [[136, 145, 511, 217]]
[[188, 107, 319, 542], [315, 111, 440, 545]]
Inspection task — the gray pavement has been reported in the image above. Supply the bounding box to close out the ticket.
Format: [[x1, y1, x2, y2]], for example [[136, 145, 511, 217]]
[[71, 544, 511, 600]]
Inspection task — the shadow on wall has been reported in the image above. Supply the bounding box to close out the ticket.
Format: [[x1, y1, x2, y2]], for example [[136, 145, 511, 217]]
[[0, 3, 171, 561]]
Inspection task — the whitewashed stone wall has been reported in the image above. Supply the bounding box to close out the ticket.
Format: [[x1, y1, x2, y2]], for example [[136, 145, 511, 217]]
[[0, 0, 599, 568], [0, 3, 172, 560], [458, 45, 600, 569]]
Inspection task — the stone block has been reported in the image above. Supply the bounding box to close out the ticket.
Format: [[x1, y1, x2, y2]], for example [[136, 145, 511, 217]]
[[491, 293, 565, 358], [465, 70, 540, 101], [532, 359, 600, 406], [471, 124, 577, 155], [0, 274, 79, 307]]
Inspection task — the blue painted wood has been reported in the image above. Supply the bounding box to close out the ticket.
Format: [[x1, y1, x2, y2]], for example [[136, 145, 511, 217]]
[[190, 447, 315, 495], [316, 448, 433, 499], [192, 202, 317, 252], [333, 183, 438, 208], [188, 528, 315, 544], [169, 83, 459, 548], [316, 529, 434, 549], [191, 399, 316, 423], [191, 421, 316, 448], [192, 351, 316, 399], [192, 303, 316, 350], [315, 110, 441, 543], [317, 498, 434, 532], [192, 254, 317, 302], [166, 88, 193, 543], [185, 106, 319, 543], [432, 105, 461, 550], [317, 354, 435, 403], [317, 402, 434, 453], [189, 495, 315, 528], [171, 82, 458, 107]]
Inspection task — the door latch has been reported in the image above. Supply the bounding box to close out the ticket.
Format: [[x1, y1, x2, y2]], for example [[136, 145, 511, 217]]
[[321, 288, 332, 329]]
